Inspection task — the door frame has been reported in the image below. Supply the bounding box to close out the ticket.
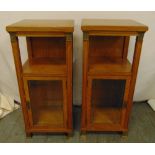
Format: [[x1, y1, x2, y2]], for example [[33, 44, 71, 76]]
[[23, 76, 67, 130], [86, 75, 131, 131]]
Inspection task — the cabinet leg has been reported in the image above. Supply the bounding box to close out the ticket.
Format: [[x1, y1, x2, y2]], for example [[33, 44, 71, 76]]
[[65, 132, 73, 142], [121, 131, 128, 138], [80, 131, 86, 136], [66, 132, 73, 138], [80, 131, 87, 142], [26, 132, 32, 138]]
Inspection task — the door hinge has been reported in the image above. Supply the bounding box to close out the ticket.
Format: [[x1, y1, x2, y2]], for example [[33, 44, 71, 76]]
[[26, 101, 31, 110]]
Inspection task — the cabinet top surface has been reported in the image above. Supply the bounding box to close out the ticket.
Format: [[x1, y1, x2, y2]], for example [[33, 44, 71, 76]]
[[81, 19, 148, 32], [6, 19, 74, 33]]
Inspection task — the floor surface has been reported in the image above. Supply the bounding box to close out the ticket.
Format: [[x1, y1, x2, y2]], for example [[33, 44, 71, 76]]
[[0, 102, 155, 143]]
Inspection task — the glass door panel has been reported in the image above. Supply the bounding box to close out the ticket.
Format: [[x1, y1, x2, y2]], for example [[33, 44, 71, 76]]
[[91, 79, 126, 125], [27, 80, 65, 127]]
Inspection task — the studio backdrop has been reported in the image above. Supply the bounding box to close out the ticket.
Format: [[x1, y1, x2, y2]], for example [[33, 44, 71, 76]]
[[0, 11, 155, 105]]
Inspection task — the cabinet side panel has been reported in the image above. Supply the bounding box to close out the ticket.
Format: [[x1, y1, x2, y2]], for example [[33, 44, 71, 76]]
[[10, 34, 30, 135], [66, 33, 73, 132], [125, 34, 144, 128], [81, 33, 89, 131], [26, 37, 33, 64], [122, 36, 130, 59]]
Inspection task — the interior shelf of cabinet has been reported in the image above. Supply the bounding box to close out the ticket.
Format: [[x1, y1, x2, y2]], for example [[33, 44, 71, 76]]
[[88, 57, 132, 76], [22, 60, 67, 76], [32, 106, 64, 127], [92, 107, 122, 124]]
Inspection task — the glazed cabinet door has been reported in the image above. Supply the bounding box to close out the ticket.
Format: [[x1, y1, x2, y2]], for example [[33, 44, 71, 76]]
[[23, 76, 67, 130], [87, 76, 130, 131]]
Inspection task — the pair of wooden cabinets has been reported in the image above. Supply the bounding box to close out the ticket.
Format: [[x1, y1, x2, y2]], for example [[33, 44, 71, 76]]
[[6, 19, 148, 136]]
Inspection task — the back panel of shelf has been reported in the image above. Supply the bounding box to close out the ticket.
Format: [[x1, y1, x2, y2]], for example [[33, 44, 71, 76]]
[[27, 37, 66, 65], [88, 36, 129, 65]]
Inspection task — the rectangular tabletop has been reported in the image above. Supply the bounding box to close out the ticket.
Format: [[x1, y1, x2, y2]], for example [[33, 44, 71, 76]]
[[81, 19, 148, 32], [6, 19, 74, 33]]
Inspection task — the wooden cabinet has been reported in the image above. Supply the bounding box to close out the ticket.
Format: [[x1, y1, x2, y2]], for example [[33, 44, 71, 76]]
[[81, 19, 148, 133], [6, 20, 74, 136]]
